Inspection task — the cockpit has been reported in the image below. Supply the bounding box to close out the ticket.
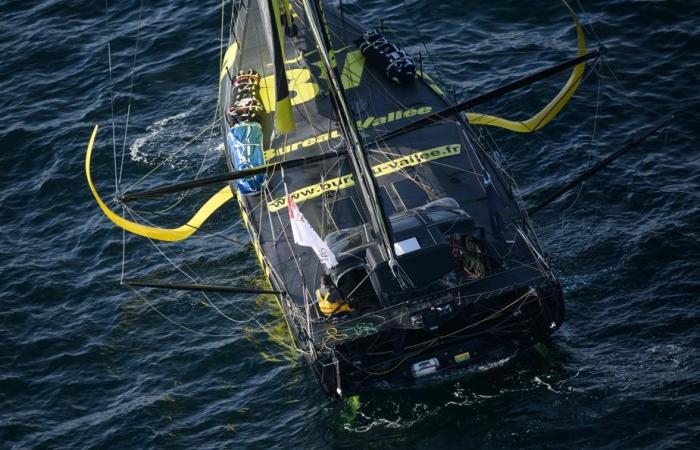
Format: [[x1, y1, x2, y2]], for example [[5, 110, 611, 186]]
[[322, 198, 495, 314]]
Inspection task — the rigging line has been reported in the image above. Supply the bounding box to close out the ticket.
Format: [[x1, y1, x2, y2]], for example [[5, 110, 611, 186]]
[[526, 115, 675, 216], [269, 176, 309, 281], [463, 58, 596, 142], [308, 115, 348, 236], [121, 168, 271, 246], [125, 208, 254, 325], [319, 148, 348, 237], [339, 75, 454, 219], [462, 55, 600, 168], [120, 120, 218, 194], [325, 24, 440, 134], [150, 0, 228, 213], [573, 0, 604, 47], [430, 49, 577, 57], [327, 30, 443, 206], [323, 271, 543, 335], [302, 0, 400, 275], [368, 144, 484, 181], [229, 219, 307, 354], [292, 43, 351, 142], [228, 0, 236, 38], [561, 58, 603, 218], [600, 59, 646, 110], [374, 47, 603, 145], [564, 18, 645, 115], [124, 207, 297, 347], [459, 131, 489, 197], [569, 1, 655, 115], [104, 0, 118, 194], [440, 299, 540, 347], [120, 217, 126, 284], [289, 69, 327, 136], [366, 145, 439, 203], [467, 126, 520, 192], [118, 0, 144, 188], [223, 196, 303, 334], [124, 201, 248, 246], [364, 299, 531, 357], [398, 0, 447, 89], [412, 290, 534, 350], [263, 182, 278, 245], [525, 54, 596, 133], [124, 279, 282, 295], [264, 173, 299, 276], [267, 168, 317, 335], [128, 285, 240, 337]]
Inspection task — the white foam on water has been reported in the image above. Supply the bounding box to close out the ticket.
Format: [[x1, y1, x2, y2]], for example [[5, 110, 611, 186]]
[[534, 376, 565, 394], [129, 110, 192, 164]]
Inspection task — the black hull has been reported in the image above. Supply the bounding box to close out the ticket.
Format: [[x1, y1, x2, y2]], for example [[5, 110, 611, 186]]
[[312, 281, 564, 397], [219, 0, 571, 398]]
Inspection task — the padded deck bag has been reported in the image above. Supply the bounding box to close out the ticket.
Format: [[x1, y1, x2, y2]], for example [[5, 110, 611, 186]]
[[355, 30, 415, 84], [227, 122, 266, 195], [227, 70, 263, 124]]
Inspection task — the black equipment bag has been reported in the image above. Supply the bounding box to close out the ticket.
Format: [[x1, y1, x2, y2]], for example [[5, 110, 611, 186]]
[[355, 30, 415, 85]]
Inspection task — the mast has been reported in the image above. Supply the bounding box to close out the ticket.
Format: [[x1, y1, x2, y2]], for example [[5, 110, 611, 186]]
[[258, 0, 296, 133], [300, 0, 403, 280]]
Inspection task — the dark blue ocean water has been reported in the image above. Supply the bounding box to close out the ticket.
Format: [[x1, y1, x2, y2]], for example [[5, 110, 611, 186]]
[[1, 1, 698, 448]]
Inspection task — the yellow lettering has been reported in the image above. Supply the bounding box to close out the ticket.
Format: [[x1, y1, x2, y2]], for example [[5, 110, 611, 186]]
[[263, 106, 436, 161], [359, 117, 374, 130], [341, 50, 366, 89], [372, 117, 387, 126], [260, 68, 320, 112], [267, 144, 462, 211]]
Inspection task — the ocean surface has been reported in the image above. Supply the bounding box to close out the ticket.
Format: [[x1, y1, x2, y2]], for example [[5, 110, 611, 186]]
[[1, 0, 698, 448]]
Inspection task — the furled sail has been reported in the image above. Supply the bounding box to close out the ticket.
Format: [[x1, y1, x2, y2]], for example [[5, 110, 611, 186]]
[[257, 0, 295, 133], [465, 10, 586, 132]]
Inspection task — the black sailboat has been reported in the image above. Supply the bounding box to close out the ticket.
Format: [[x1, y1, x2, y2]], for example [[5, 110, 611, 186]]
[[86, 0, 668, 397], [217, 0, 569, 396]]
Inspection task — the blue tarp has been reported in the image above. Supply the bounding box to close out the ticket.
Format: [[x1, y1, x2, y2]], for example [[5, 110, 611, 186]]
[[227, 122, 266, 195]]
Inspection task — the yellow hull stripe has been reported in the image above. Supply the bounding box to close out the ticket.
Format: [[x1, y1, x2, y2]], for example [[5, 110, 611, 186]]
[[219, 43, 239, 81], [267, 143, 461, 212], [85, 125, 234, 242]]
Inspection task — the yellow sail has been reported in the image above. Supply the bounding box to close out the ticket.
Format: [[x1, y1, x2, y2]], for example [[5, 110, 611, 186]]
[[85, 124, 234, 242], [465, 12, 586, 132]]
